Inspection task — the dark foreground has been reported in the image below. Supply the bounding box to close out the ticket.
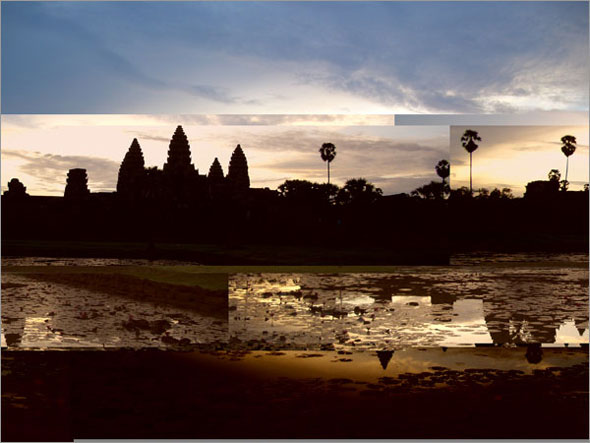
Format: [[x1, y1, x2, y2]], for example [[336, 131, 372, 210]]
[[2, 348, 588, 440]]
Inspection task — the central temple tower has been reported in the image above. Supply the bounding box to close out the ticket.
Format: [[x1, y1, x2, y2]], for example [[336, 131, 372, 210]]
[[163, 125, 196, 176], [163, 125, 198, 204]]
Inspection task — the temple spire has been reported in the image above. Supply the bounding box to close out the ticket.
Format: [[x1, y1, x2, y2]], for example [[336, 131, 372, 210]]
[[163, 125, 195, 176], [227, 144, 250, 190], [64, 168, 90, 199], [117, 138, 146, 200], [208, 157, 224, 183]]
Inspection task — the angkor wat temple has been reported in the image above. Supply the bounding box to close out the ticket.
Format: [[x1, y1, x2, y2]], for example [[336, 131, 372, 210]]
[[2, 125, 587, 263], [115, 125, 255, 205], [1, 125, 452, 263]]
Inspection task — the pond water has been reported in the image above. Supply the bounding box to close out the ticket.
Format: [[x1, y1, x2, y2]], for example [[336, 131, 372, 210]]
[[2, 254, 587, 350], [1, 273, 227, 349], [229, 267, 588, 349], [196, 347, 588, 384]]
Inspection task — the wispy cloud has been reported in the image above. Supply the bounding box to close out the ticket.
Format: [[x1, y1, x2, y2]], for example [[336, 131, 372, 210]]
[[2, 2, 587, 113], [2, 149, 119, 193]]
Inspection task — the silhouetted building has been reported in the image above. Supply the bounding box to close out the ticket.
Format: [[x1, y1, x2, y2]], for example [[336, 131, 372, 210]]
[[117, 138, 146, 201], [524, 180, 559, 199], [163, 125, 196, 177], [64, 168, 90, 200], [3, 178, 29, 199], [163, 125, 198, 204], [227, 144, 250, 190], [208, 158, 224, 184]]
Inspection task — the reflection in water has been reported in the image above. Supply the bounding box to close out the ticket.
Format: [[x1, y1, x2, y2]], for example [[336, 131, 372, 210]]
[[427, 299, 493, 346], [554, 319, 589, 344], [207, 347, 588, 383], [543, 319, 589, 348], [230, 271, 588, 349], [20, 316, 100, 348]]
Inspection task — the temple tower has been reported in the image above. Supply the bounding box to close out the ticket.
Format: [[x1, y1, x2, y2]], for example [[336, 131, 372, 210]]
[[227, 144, 250, 190], [162, 125, 197, 203], [64, 168, 90, 199], [117, 138, 146, 200], [208, 158, 224, 184], [163, 126, 195, 176]]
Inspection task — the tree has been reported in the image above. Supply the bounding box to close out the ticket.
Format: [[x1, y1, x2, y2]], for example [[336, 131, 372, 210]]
[[319, 142, 336, 184], [560, 135, 577, 187], [336, 178, 382, 206], [560, 180, 569, 192], [548, 169, 561, 182], [449, 186, 472, 201], [435, 159, 450, 185], [411, 181, 449, 200], [489, 188, 513, 200], [277, 179, 338, 205], [475, 188, 490, 200], [461, 129, 481, 194]]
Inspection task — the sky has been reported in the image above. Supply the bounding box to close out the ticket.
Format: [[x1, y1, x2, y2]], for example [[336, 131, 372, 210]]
[[0, 115, 449, 196], [451, 126, 589, 195], [1, 1, 588, 114]]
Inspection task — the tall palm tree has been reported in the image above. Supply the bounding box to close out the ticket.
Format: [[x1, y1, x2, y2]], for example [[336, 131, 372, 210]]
[[560, 135, 577, 185], [319, 142, 337, 184], [435, 159, 450, 185], [461, 130, 481, 194]]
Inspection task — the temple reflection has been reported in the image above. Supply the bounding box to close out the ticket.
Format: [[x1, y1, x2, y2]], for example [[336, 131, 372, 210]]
[[229, 273, 589, 348]]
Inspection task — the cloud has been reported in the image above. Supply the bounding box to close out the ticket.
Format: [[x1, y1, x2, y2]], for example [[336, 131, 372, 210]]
[[243, 128, 448, 194], [2, 150, 119, 193], [125, 131, 171, 143], [2, 2, 587, 113]]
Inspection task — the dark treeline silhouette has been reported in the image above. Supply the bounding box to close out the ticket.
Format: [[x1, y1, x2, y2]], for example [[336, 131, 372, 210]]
[[2, 125, 587, 262], [449, 130, 588, 252], [1, 126, 448, 264], [449, 167, 588, 252]]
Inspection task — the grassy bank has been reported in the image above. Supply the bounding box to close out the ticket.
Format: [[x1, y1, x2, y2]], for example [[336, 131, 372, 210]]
[[1, 239, 449, 265]]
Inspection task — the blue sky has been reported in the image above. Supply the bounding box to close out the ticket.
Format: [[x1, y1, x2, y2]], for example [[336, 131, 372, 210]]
[[2, 1, 588, 114]]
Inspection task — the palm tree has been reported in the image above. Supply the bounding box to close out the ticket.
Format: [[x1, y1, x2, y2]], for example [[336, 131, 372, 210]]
[[435, 159, 450, 185], [319, 142, 336, 184], [560, 135, 577, 186], [461, 130, 481, 194]]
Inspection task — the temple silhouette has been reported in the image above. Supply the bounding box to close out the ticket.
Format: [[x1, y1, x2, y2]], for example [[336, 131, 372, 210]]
[[115, 126, 254, 206], [57, 126, 258, 206], [2, 125, 588, 264]]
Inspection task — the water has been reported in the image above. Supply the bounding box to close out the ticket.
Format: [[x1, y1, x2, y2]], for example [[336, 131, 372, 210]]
[[229, 266, 588, 349], [2, 253, 587, 350], [200, 347, 588, 383], [1, 273, 227, 348]]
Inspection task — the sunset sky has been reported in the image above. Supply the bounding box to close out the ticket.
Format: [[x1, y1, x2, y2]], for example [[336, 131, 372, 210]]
[[2, 1, 588, 114], [1, 2, 588, 197], [0, 115, 448, 196], [451, 126, 589, 194]]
